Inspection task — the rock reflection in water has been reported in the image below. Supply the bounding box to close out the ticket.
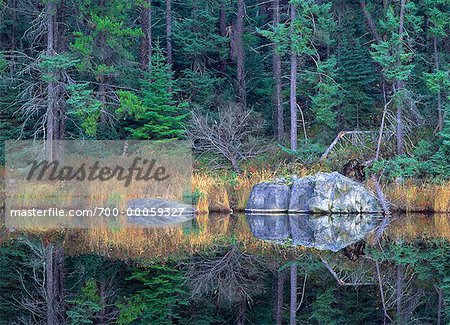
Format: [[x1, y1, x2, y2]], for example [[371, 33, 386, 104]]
[[127, 214, 195, 227], [245, 213, 380, 252]]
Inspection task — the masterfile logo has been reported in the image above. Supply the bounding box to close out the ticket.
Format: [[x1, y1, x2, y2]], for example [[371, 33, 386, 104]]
[[4, 140, 192, 229]]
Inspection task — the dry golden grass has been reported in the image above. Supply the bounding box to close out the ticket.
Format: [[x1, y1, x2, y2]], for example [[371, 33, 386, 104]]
[[57, 213, 306, 262], [380, 180, 450, 212], [3, 161, 450, 225]]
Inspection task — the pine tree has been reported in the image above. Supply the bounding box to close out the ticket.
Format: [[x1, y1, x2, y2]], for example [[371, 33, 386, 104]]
[[430, 100, 450, 177], [423, 0, 449, 131], [117, 265, 188, 325], [308, 56, 341, 132], [69, 0, 142, 138], [117, 45, 187, 140], [67, 279, 102, 325], [370, 1, 422, 154], [173, 0, 227, 107], [309, 287, 342, 325], [337, 41, 378, 129]]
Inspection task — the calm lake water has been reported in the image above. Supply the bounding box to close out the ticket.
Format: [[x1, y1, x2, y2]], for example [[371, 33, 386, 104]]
[[0, 212, 449, 324]]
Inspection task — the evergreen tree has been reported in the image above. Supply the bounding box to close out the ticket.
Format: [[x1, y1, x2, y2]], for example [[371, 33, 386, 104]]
[[429, 100, 450, 177], [67, 279, 102, 325], [117, 265, 188, 325], [337, 41, 379, 129], [117, 45, 187, 140], [173, 0, 227, 107], [69, 0, 142, 138], [309, 287, 343, 325], [370, 0, 423, 154]]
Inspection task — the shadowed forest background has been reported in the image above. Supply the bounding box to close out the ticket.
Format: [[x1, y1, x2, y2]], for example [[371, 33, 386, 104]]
[[0, 0, 449, 179]]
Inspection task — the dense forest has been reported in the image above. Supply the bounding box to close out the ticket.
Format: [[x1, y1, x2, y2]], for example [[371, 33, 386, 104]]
[[0, 0, 449, 177]]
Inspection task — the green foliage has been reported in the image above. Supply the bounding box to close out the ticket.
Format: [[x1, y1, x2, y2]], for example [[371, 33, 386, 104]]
[[425, 0, 450, 37], [70, 0, 141, 78], [182, 187, 203, 206], [371, 155, 423, 179], [371, 103, 450, 180], [67, 279, 102, 325], [67, 83, 102, 137], [371, 3, 422, 82], [309, 288, 342, 325], [337, 41, 379, 128], [280, 141, 325, 164], [118, 46, 187, 140], [428, 103, 450, 177], [118, 265, 188, 324], [307, 57, 341, 130]]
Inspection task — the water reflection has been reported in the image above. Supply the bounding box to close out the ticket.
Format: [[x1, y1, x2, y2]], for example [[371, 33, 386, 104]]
[[0, 212, 449, 324], [127, 212, 195, 227], [246, 213, 380, 252]]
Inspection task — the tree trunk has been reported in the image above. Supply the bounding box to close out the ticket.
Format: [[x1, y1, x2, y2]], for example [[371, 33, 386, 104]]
[[45, 243, 64, 325], [396, 264, 405, 324], [236, 0, 246, 109], [289, 3, 298, 151], [140, 0, 152, 70], [165, 0, 172, 66], [11, 0, 17, 51], [55, 0, 67, 156], [358, 0, 382, 42], [275, 268, 285, 325], [273, 0, 283, 140], [46, 1, 57, 160], [395, 0, 407, 155], [290, 263, 297, 325], [433, 35, 443, 132], [395, 81, 404, 155], [219, 0, 227, 73], [436, 285, 443, 325]]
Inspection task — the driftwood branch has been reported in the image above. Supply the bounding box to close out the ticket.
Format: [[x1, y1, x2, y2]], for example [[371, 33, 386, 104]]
[[320, 257, 375, 287], [320, 130, 393, 161]]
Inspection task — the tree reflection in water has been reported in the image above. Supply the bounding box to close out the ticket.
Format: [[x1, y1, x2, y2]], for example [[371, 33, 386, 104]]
[[0, 213, 448, 324]]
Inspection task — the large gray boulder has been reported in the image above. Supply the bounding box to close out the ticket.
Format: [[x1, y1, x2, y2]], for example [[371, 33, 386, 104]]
[[245, 172, 382, 214], [288, 175, 315, 212], [245, 214, 290, 243], [245, 180, 290, 213], [289, 214, 378, 251], [291, 172, 381, 213], [245, 213, 379, 252]]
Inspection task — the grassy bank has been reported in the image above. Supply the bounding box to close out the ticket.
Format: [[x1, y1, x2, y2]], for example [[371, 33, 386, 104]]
[[2, 164, 450, 213], [193, 167, 450, 214]]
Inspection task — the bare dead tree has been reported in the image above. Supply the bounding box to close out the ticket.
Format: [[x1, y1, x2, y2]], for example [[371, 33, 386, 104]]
[[15, 238, 65, 325], [376, 261, 422, 324], [183, 246, 265, 315], [320, 256, 375, 287], [188, 103, 268, 171]]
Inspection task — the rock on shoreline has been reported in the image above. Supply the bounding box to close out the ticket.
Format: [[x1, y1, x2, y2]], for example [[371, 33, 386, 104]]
[[245, 172, 382, 214]]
